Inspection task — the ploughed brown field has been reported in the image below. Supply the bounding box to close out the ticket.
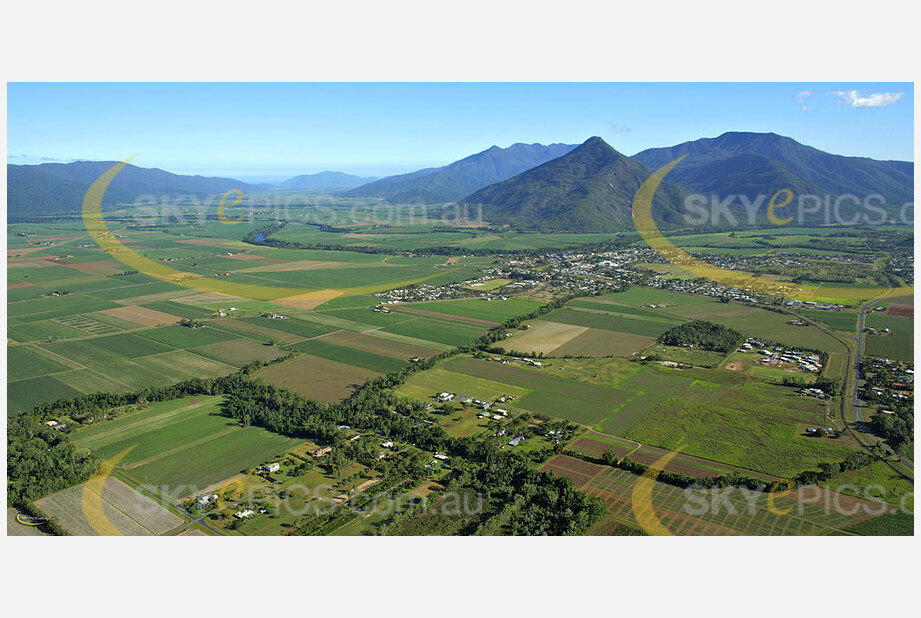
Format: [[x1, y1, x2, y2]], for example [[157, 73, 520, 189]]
[[569, 437, 633, 459], [100, 305, 182, 327], [539, 455, 604, 489]]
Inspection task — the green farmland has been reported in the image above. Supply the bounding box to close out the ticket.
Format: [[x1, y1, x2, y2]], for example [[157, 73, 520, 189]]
[[72, 396, 301, 492], [865, 314, 913, 361]]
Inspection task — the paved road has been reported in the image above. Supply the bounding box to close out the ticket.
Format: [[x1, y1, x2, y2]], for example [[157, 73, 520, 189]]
[[852, 297, 874, 423], [793, 298, 914, 478], [852, 297, 914, 471]]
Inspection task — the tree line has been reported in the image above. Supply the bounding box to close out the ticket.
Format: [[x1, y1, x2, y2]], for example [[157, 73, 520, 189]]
[[8, 296, 605, 535], [244, 221, 634, 258]]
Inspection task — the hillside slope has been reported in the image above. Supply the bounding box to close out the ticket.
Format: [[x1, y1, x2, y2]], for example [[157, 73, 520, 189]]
[[345, 142, 576, 203], [459, 136, 688, 232], [8, 161, 260, 216], [633, 132, 913, 206]]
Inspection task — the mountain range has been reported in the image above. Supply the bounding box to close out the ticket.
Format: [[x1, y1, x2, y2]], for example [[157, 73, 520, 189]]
[[7, 161, 266, 216], [458, 132, 913, 231], [343, 142, 577, 203], [459, 137, 688, 232], [7, 132, 913, 230], [633, 132, 913, 206]]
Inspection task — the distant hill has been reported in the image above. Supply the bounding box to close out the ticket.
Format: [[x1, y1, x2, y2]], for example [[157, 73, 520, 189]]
[[278, 171, 377, 192], [459, 136, 688, 232], [344, 142, 576, 203], [8, 161, 260, 216], [633, 132, 914, 206]]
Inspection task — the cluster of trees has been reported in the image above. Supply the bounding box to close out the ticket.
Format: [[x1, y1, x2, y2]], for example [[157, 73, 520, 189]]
[[792, 452, 874, 486], [8, 294, 612, 536], [179, 318, 203, 328], [7, 415, 100, 506], [658, 319, 744, 353], [871, 408, 913, 455], [782, 375, 841, 396]]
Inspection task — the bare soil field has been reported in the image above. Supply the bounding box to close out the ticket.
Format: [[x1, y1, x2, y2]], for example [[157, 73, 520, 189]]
[[553, 328, 655, 357], [626, 448, 721, 479], [276, 290, 344, 310], [35, 477, 183, 536], [507, 321, 587, 354], [540, 455, 605, 489], [569, 437, 633, 459], [255, 354, 381, 402], [100, 305, 181, 327], [888, 304, 913, 318]]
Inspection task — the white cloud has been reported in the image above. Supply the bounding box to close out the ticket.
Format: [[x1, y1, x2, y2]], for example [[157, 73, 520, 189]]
[[796, 90, 813, 112], [830, 90, 905, 108], [610, 122, 631, 134]]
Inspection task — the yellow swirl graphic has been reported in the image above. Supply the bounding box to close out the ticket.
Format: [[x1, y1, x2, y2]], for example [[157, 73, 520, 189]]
[[767, 189, 794, 226], [81, 446, 135, 536], [766, 480, 795, 516], [630, 447, 683, 536], [217, 189, 245, 225], [82, 159, 457, 303], [16, 514, 45, 526], [630, 159, 914, 301], [631, 157, 804, 299]]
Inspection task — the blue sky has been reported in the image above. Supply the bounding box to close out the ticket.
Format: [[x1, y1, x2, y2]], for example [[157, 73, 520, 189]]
[[7, 83, 913, 182]]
